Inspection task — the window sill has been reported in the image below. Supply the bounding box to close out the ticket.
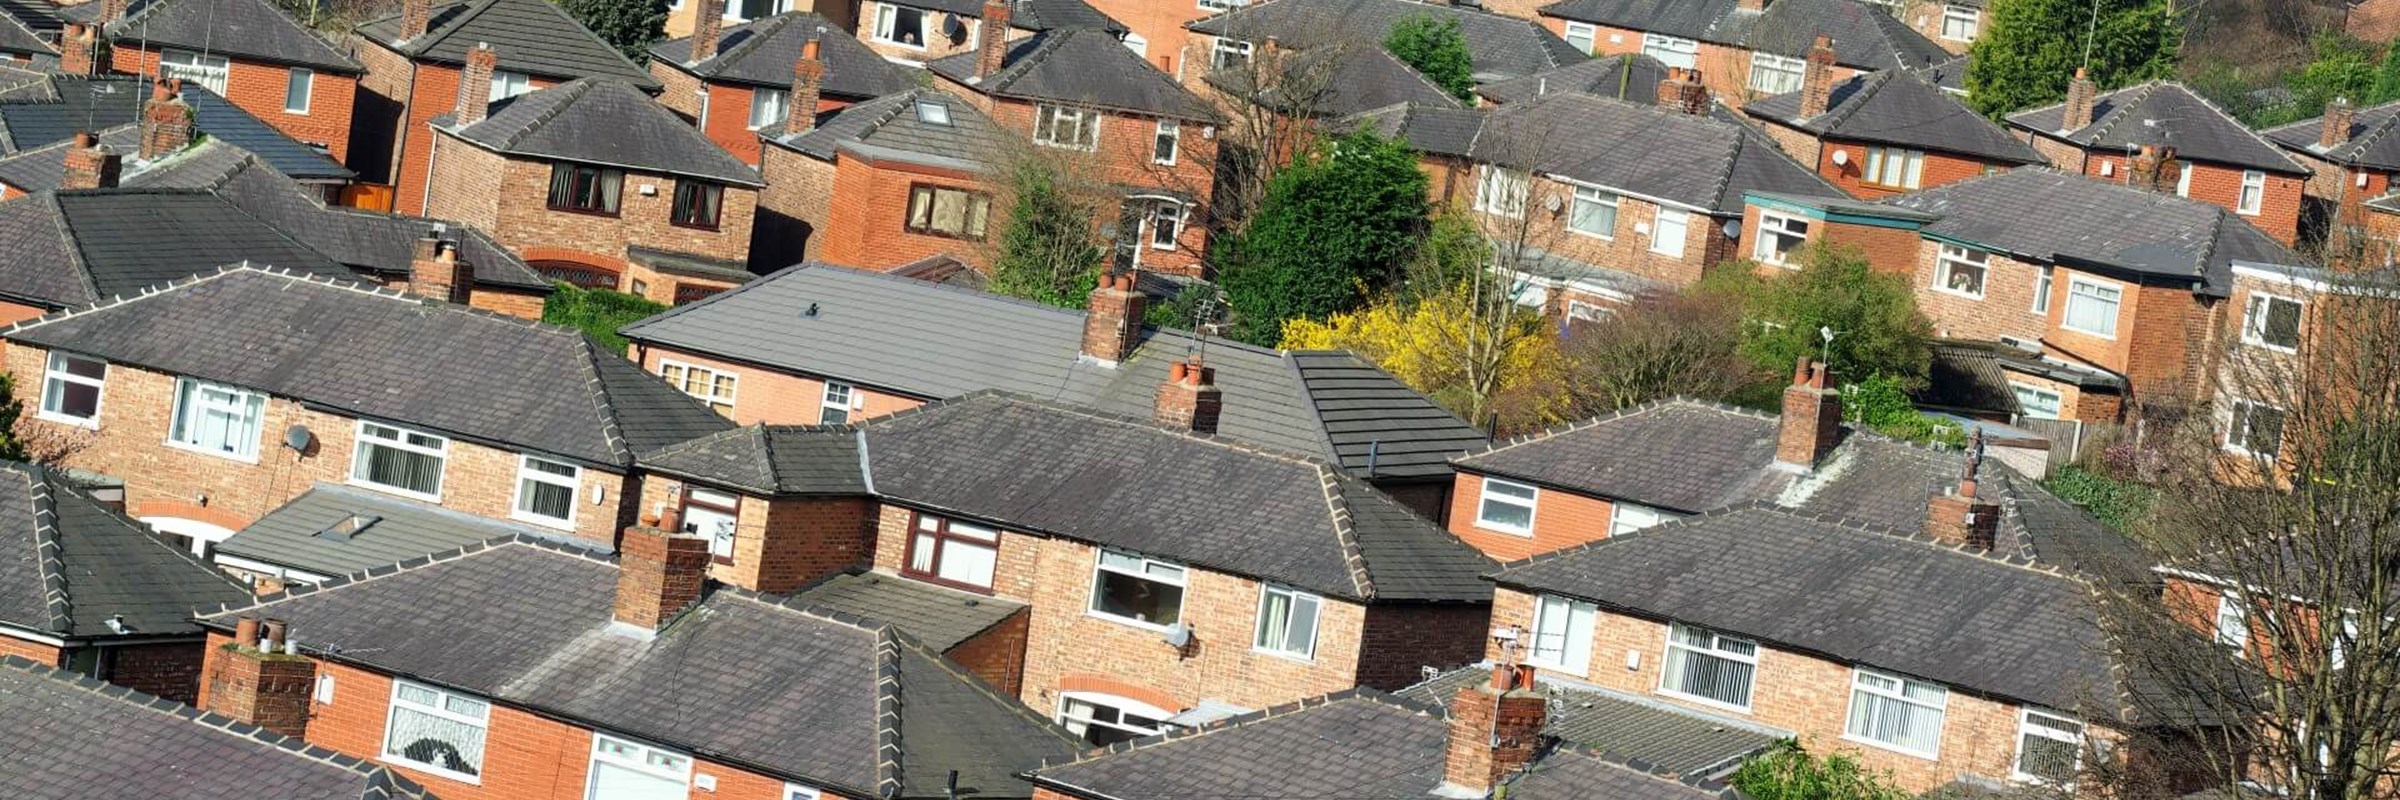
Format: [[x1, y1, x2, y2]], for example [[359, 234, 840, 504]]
[[34, 412, 98, 430], [2241, 339, 2299, 354], [164, 439, 262, 465], [1933, 286, 1986, 300], [1085, 608, 1180, 634], [347, 477, 444, 504], [1523, 656, 1585, 678], [2237, 209, 2262, 217], [871, 37, 930, 51], [1250, 645, 1317, 664], [671, 221, 723, 232], [902, 227, 988, 242], [1840, 732, 1941, 761], [546, 205, 623, 219], [1472, 520, 1534, 538], [1567, 227, 1615, 241], [1153, 158, 1177, 166], [2057, 325, 2117, 342], [1656, 687, 1753, 715], [285, 108, 311, 116], [380, 755, 484, 786], [1032, 140, 1099, 153], [508, 510, 577, 531]]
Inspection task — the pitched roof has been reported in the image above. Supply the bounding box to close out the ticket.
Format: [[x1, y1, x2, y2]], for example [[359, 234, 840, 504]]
[[766, 86, 1008, 166], [0, 5, 48, 56], [2261, 97, 2400, 171], [195, 539, 1079, 798], [0, 657, 442, 799], [1189, 0, 1582, 83], [184, 148, 549, 288], [617, 263, 1490, 481], [353, 0, 654, 86], [442, 78, 760, 185], [0, 188, 349, 307], [0, 77, 352, 181], [0, 0, 60, 34], [2008, 82, 2308, 175], [0, 462, 251, 640], [1344, 101, 1485, 158], [3, 266, 734, 465], [926, 28, 1217, 120], [1536, 0, 1949, 72], [63, 0, 361, 72], [789, 571, 1026, 650], [1204, 44, 1464, 118], [880, 0, 1125, 31], [648, 12, 918, 98], [1396, 666, 1782, 777], [1880, 168, 2306, 290], [1746, 69, 2041, 164], [1472, 92, 1839, 215], [1476, 52, 1670, 106], [216, 483, 583, 579]]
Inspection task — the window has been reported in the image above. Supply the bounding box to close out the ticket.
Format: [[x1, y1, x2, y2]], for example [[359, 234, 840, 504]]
[[1526, 594, 1597, 674], [1749, 52, 1805, 94], [1651, 208, 1689, 257], [671, 181, 724, 230], [314, 673, 337, 704], [382, 681, 489, 781], [732, 0, 786, 20], [2032, 266, 2054, 314], [2242, 292, 2302, 351], [872, 3, 926, 47], [547, 163, 624, 215], [1641, 33, 1698, 69], [1660, 622, 1758, 709], [285, 68, 313, 114], [1936, 244, 1989, 297], [1609, 502, 1679, 537], [1940, 4, 1978, 41], [2011, 383, 2063, 419], [2238, 170, 2265, 215], [160, 49, 229, 94], [168, 379, 266, 460], [2014, 709, 2085, 784], [1845, 668, 1949, 757], [1754, 211, 1809, 266], [820, 381, 856, 424], [585, 733, 691, 800], [2176, 163, 2193, 197], [905, 513, 1000, 591], [1475, 477, 1537, 535], [1211, 37, 1252, 70], [1122, 32, 1147, 56], [1034, 104, 1100, 150], [2213, 591, 2250, 654], [1254, 584, 1322, 659], [915, 99, 951, 125], [1864, 147, 1925, 189], [1569, 186, 1618, 237], [2063, 278, 2121, 338], [1148, 200, 1183, 249], [1196, 0, 1248, 10], [352, 422, 447, 499], [512, 456, 579, 527], [1563, 22, 1596, 54], [1059, 694, 1169, 746], [38, 352, 105, 426], [2225, 399, 2285, 458], [1567, 300, 1610, 326], [783, 785, 823, 800], [659, 361, 736, 413], [1152, 119, 1180, 165], [748, 87, 788, 130], [905, 184, 991, 239], [1089, 549, 1186, 628], [677, 487, 741, 559], [1475, 166, 1529, 218], [490, 70, 532, 101]]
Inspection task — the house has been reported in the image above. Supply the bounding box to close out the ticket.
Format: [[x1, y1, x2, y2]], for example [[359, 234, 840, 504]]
[[1474, 51, 1669, 106], [348, 0, 656, 215], [3, 265, 731, 561], [1864, 0, 1985, 54], [659, 0, 850, 42], [756, 86, 1012, 270], [647, 10, 918, 166], [214, 483, 582, 590], [0, 461, 252, 703], [2006, 76, 2310, 246], [422, 70, 765, 304], [2262, 98, 2400, 264], [56, 0, 364, 160], [848, 0, 1126, 66], [1532, 0, 1951, 108], [616, 264, 1490, 517], [1197, 39, 1464, 124], [1743, 36, 2040, 198], [1186, 0, 1581, 93], [0, 75, 354, 197], [189, 528, 1080, 799], [0, 656, 444, 799]]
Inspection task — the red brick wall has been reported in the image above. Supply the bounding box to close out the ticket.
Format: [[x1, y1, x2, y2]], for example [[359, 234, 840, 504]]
[[693, 81, 862, 167], [965, 96, 1216, 277], [1540, 17, 1866, 109], [1809, 137, 2004, 199], [756, 145, 837, 267], [430, 142, 759, 266], [633, 478, 875, 593], [1733, 204, 1922, 277], [1444, 470, 1619, 562], [820, 151, 997, 270], [106, 640, 210, 704], [1080, 0, 1201, 74], [947, 606, 1031, 696], [632, 344, 925, 426], [1468, 173, 1726, 288], [382, 58, 558, 216], [0, 633, 61, 665], [2079, 154, 2302, 246], [1354, 602, 1490, 691], [112, 46, 357, 161], [1907, 238, 2052, 343]]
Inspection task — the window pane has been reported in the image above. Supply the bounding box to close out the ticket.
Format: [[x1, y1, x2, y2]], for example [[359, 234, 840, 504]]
[[386, 700, 486, 776], [1093, 568, 1184, 625], [520, 478, 573, 520], [937, 539, 997, 587]]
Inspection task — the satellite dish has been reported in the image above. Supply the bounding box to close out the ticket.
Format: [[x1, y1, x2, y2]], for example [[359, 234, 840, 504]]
[[943, 14, 965, 38], [1162, 623, 1193, 648], [1720, 219, 1741, 239], [1541, 193, 1563, 213], [284, 424, 313, 452]]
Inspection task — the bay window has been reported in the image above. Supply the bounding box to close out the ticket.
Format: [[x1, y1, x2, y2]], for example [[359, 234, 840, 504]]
[[1936, 244, 1989, 297], [1090, 549, 1185, 628], [679, 488, 741, 560], [1844, 668, 1949, 757], [2013, 709, 2085, 784], [352, 421, 447, 499], [169, 379, 266, 460], [1526, 594, 1596, 674], [2062, 277, 2121, 338], [512, 456, 579, 527], [382, 680, 489, 781], [1569, 186, 1617, 237], [905, 513, 1000, 591], [1254, 584, 1322, 658], [585, 733, 691, 800], [38, 352, 105, 426], [1475, 477, 1537, 534], [1660, 622, 1757, 709], [1754, 212, 1809, 266], [1034, 104, 1100, 151]]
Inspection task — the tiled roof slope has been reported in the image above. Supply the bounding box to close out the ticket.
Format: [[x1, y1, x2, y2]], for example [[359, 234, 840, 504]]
[[2009, 82, 2308, 175], [0, 77, 352, 180], [189, 149, 550, 288], [1188, 0, 1581, 83], [216, 483, 574, 579], [63, 0, 361, 72], [354, 0, 654, 85], [884, 0, 1125, 30], [1537, 0, 1948, 72], [1476, 52, 1670, 105], [0, 461, 251, 639], [1746, 69, 2041, 164], [195, 540, 1078, 799], [0, 657, 442, 799], [0, 188, 349, 306], [3, 267, 733, 465], [0, 0, 59, 33], [443, 78, 761, 185], [649, 12, 917, 98], [2262, 97, 2400, 171], [618, 263, 1489, 481], [926, 28, 1217, 120], [768, 87, 1008, 165], [1397, 666, 1781, 777], [1344, 101, 1484, 158], [790, 572, 1026, 650], [0, 8, 47, 56], [1473, 92, 1839, 215], [1880, 168, 2305, 290], [1206, 45, 1463, 118]]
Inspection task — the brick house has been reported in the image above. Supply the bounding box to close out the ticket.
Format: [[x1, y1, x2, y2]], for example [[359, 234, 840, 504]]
[[647, 10, 917, 166], [422, 68, 765, 304], [634, 390, 1497, 736], [1743, 37, 2040, 198], [347, 0, 656, 215], [1532, 0, 1950, 109], [2261, 98, 2400, 264], [849, 0, 1125, 66], [756, 86, 1012, 270], [57, 0, 364, 160], [1864, 0, 1985, 54], [659, 0, 847, 41], [617, 264, 1490, 518], [3, 265, 731, 564], [1186, 0, 1579, 97], [2006, 76, 2310, 246], [0, 74, 354, 199], [189, 530, 1078, 799]]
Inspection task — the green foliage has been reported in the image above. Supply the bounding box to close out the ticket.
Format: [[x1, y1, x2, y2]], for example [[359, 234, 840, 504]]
[[2251, 35, 2382, 127], [0, 375, 25, 463], [990, 160, 1107, 310], [2042, 463, 2156, 531], [1843, 375, 1966, 447], [1964, 0, 2181, 116], [1385, 14, 1477, 103], [2375, 42, 2400, 108], [1729, 740, 1912, 800], [1707, 246, 1935, 391], [556, 0, 667, 62], [1217, 127, 1429, 344], [1143, 283, 1220, 329], [542, 282, 667, 354]]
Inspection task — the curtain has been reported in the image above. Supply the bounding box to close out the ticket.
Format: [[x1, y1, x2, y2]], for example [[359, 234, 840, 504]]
[[365, 445, 442, 495], [385, 705, 485, 775]]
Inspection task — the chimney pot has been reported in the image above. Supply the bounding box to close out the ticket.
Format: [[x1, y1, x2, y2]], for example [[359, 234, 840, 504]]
[[454, 43, 497, 126], [1443, 666, 1547, 793], [409, 238, 474, 305], [786, 34, 825, 136], [1080, 270, 1146, 365], [1775, 358, 1842, 469], [2061, 67, 2097, 132], [139, 79, 194, 161], [261, 618, 289, 648], [201, 615, 319, 738], [975, 0, 1011, 79], [232, 615, 260, 648], [1155, 356, 1222, 434], [1798, 35, 1836, 119], [690, 0, 725, 63], [2323, 96, 2357, 149]]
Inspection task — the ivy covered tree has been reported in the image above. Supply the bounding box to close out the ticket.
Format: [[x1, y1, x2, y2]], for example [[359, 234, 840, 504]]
[[558, 0, 668, 63], [1964, 0, 2180, 117], [990, 158, 1106, 310], [1216, 127, 1428, 344], [1385, 14, 1476, 103]]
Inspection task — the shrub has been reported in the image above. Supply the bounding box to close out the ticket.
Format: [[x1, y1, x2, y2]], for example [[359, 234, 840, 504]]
[[542, 282, 667, 354]]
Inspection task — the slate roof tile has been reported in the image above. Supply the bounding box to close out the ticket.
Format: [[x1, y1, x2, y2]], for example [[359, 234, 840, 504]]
[[1188, 0, 1580, 83], [1205, 44, 1462, 118], [926, 28, 1216, 120], [0, 77, 349, 181], [649, 12, 918, 98], [62, 0, 361, 71], [1396, 666, 1782, 777], [789, 571, 1025, 650], [1471, 92, 1838, 215], [1537, 0, 1947, 72], [2009, 82, 2308, 175], [1343, 101, 1484, 158], [215, 483, 584, 579], [1746, 69, 2041, 164], [766, 86, 1007, 165], [444, 78, 761, 185], [1879, 167, 2306, 289], [0, 462, 251, 639], [354, 0, 654, 85], [2262, 97, 2400, 171], [1476, 52, 1671, 106]]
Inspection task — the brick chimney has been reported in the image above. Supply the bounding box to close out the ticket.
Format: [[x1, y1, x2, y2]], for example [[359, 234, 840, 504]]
[[409, 237, 475, 304], [99, 0, 128, 26], [614, 512, 711, 631], [2061, 67, 2097, 132], [60, 132, 122, 190], [2128, 143, 2177, 192], [975, 0, 1011, 81], [1776, 357, 1842, 470], [201, 615, 319, 739], [1735, 0, 1766, 10], [58, 23, 101, 77], [139, 79, 194, 161], [690, 0, 724, 64], [1925, 432, 2000, 550], [454, 42, 497, 126], [1441, 664, 1547, 795], [2322, 96, 2357, 150], [1080, 271, 1146, 365], [400, 0, 431, 41], [786, 36, 823, 136], [1656, 67, 1708, 115], [1154, 357, 1222, 434], [1798, 35, 1836, 119]]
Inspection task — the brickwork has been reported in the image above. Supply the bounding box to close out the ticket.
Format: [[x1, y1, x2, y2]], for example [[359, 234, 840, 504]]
[[347, 38, 417, 184], [2003, 370, 2119, 423], [1446, 469, 1619, 561], [1542, 16, 1869, 110], [202, 640, 318, 738], [756, 144, 838, 266], [2075, 154, 2303, 246], [1908, 238, 2051, 343], [614, 523, 712, 629], [947, 606, 1031, 696], [651, 60, 708, 118], [106, 640, 210, 704], [1354, 602, 1491, 691], [1469, 174, 1726, 287], [1803, 136, 2003, 199], [963, 97, 1215, 276], [633, 343, 925, 425], [1080, 0, 1201, 74], [1734, 204, 1922, 277], [0, 634, 61, 665], [819, 149, 999, 270], [663, 1, 857, 39], [377, 54, 557, 216], [2019, 132, 2087, 172], [701, 81, 773, 166], [854, 0, 1025, 63], [428, 139, 760, 266], [111, 46, 357, 160]]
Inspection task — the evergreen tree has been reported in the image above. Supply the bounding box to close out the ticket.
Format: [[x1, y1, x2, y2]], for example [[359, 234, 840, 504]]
[[1385, 14, 1476, 103], [1703, 244, 1935, 390], [1216, 127, 1428, 345], [990, 160, 1106, 309], [558, 0, 667, 63], [1964, 0, 2180, 117]]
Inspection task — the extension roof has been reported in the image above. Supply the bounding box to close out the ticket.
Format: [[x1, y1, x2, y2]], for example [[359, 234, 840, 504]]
[[440, 78, 760, 185], [194, 539, 1079, 799], [0, 657, 442, 799], [0, 77, 351, 180], [789, 572, 1026, 651], [1188, 0, 1582, 83], [1475, 52, 1669, 106], [354, 0, 654, 86], [618, 263, 1490, 483], [216, 483, 578, 579], [1880, 168, 2306, 291], [767, 87, 1008, 167], [1344, 102, 1485, 158], [0, 462, 251, 641], [1746, 69, 2041, 164], [2261, 97, 2400, 171], [648, 12, 918, 98], [62, 0, 362, 72], [1204, 44, 1464, 118], [2, 266, 734, 466], [926, 28, 1217, 120], [1472, 92, 1839, 215], [1535, 0, 1950, 73], [2008, 82, 2308, 175], [1397, 666, 1782, 777]]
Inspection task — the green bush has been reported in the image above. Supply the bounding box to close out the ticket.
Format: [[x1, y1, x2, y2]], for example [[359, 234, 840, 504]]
[[1217, 127, 1428, 344], [2042, 463, 2156, 531], [1842, 375, 1965, 447], [1729, 740, 1911, 800], [1385, 15, 1476, 103], [543, 282, 667, 354]]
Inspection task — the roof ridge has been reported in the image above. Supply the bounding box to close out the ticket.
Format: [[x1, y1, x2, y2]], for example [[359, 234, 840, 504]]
[[2076, 80, 2160, 144], [193, 534, 613, 620], [1535, 743, 1746, 798], [1458, 397, 1770, 461], [21, 468, 70, 634], [34, 191, 100, 304], [571, 334, 635, 463], [1808, 69, 1886, 131], [871, 622, 905, 798], [2143, 81, 2310, 174], [492, 78, 597, 151], [2332, 107, 2400, 162], [1032, 687, 1437, 771], [1277, 349, 1348, 465], [401, 0, 497, 52], [1314, 464, 1376, 599], [1490, 499, 2079, 584], [2, 262, 577, 338], [705, 11, 806, 74]]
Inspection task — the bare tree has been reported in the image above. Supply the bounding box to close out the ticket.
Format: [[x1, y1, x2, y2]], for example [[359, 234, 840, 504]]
[[1558, 288, 1758, 413]]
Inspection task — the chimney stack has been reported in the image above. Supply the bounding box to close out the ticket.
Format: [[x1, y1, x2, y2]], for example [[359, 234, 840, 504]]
[[1441, 663, 1547, 795], [690, 0, 724, 64], [2322, 96, 2357, 150], [58, 23, 101, 77], [99, 0, 128, 26], [401, 0, 431, 41], [2129, 143, 2177, 193], [60, 132, 122, 190], [1798, 35, 1836, 119], [614, 512, 712, 632], [1925, 432, 2000, 550], [1776, 357, 1842, 470], [2061, 67, 2097, 132], [1656, 67, 1709, 115], [454, 43, 497, 126], [409, 237, 475, 304], [1154, 357, 1223, 434], [140, 79, 194, 161], [975, 0, 1011, 80], [201, 615, 319, 739], [1080, 271, 1146, 366], [786, 36, 824, 136]]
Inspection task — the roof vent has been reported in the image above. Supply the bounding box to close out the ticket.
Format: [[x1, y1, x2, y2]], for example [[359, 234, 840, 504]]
[[315, 513, 382, 542]]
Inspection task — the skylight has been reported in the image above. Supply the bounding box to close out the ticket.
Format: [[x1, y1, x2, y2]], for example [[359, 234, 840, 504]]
[[915, 100, 951, 126]]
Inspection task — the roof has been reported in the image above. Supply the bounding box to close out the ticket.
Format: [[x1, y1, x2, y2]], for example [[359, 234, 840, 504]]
[[2262, 97, 2400, 171], [0, 461, 251, 640], [0, 5, 47, 56], [648, 12, 918, 98], [789, 571, 1026, 650], [0, 657, 442, 799], [195, 539, 1079, 799], [0, 0, 59, 34], [353, 0, 654, 86], [1746, 69, 2041, 164], [186, 148, 549, 288], [1397, 666, 1781, 777], [2008, 82, 2308, 175], [1189, 0, 1581, 83], [216, 483, 581, 579], [639, 392, 1497, 602], [1476, 52, 1670, 105], [887, 253, 987, 288], [1880, 168, 2306, 290], [1205, 44, 1463, 118], [3, 266, 734, 466], [883, 0, 1126, 31], [441, 78, 760, 185], [0, 76, 351, 180], [1344, 101, 1485, 158], [767, 86, 1008, 167], [0, 188, 349, 306], [1536, 0, 1949, 72], [1472, 92, 1839, 215], [618, 263, 1490, 481], [926, 28, 1216, 120], [1920, 52, 1969, 94], [63, 0, 361, 72]]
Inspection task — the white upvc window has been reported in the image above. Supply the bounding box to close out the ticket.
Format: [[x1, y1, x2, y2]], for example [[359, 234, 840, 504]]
[[1659, 622, 1758, 710], [38, 351, 105, 426], [2032, 266, 2054, 314], [489, 70, 532, 102], [1864, 146, 1926, 189], [1940, 4, 1979, 41], [1526, 594, 1596, 675], [1568, 186, 1617, 238], [160, 49, 229, 94], [783, 784, 824, 800], [168, 378, 267, 461], [1562, 22, 1596, 54], [2224, 399, 2285, 459], [511, 455, 580, 528], [2010, 382, 2063, 419], [1608, 501, 1679, 537], [1153, 119, 1180, 165], [2238, 170, 2266, 215], [2176, 163, 2193, 197], [820, 380, 858, 424], [1149, 199, 1184, 250], [2242, 292, 2302, 352], [2214, 591, 2250, 655], [1936, 244, 1989, 298], [1650, 208, 1690, 258], [1090, 549, 1186, 629], [659, 360, 737, 413], [2062, 277, 2122, 339], [1754, 211, 1809, 266], [680, 487, 740, 559], [1058, 692, 1172, 747], [314, 673, 337, 704], [586, 732, 692, 800], [1254, 584, 1322, 659], [871, 2, 928, 48], [2013, 708, 2086, 785], [1749, 52, 1805, 94], [1210, 37, 1252, 70], [1844, 668, 1949, 758], [1567, 300, 1610, 326], [1474, 477, 1537, 535], [1475, 165, 1529, 219], [285, 68, 314, 114], [1034, 104, 1101, 151], [382, 680, 490, 782], [351, 421, 448, 500], [905, 512, 1000, 590], [748, 87, 789, 130], [1641, 33, 1697, 69], [1196, 0, 1247, 11]]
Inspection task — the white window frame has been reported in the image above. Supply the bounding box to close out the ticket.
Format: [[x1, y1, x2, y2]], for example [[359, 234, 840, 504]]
[[1474, 476, 1538, 535], [2009, 382, 2063, 419], [1754, 211, 1809, 266], [489, 70, 532, 102], [1935, 244, 1989, 299], [284, 67, 314, 114], [2032, 266, 2054, 314], [820, 380, 860, 424], [1033, 104, 1101, 151], [1148, 199, 1184, 250], [1658, 622, 1759, 711], [1210, 37, 1252, 70], [1196, 0, 1247, 11], [904, 512, 1000, 590], [2241, 292, 2302, 352], [1864, 146, 1926, 189], [1940, 4, 1978, 41], [1568, 186, 1618, 238], [37, 351, 106, 427], [1088, 548, 1187, 631], [1056, 691, 1173, 745], [160, 48, 229, 94], [1608, 502, 1677, 537], [783, 784, 824, 800], [1842, 667, 1949, 759], [748, 86, 789, 131], [682, 487, 741, 559], [1253, 584, 1322, 660], [1749, 52, 1805, 94], [2061, 276, 2122, 339], [1475, 165, 1529, 219], [1650, 208, 1690, 258], [166, 378, 267, 463], [659, 359, 737, 412], [2012, 708, 2087, 785], [1641, 33, 1697, 69], [2176, 163, 2193, 197], [349, 420, 449, 501], [510, 455, 580, 529], [380, 679, 490, 784], [1566, 300, 1610, 325], [2214, 591, 2250, 655], [1562, 22, 1596, 54], [1152, 119, 1180, 165], [1525, 594, 1597, 675], [2224, 399, 2284, 459], [585, 732, 692, 800], [2238, 170, 2265, 216], [314, 673, 337, 704], [871, 2, 928, 49]]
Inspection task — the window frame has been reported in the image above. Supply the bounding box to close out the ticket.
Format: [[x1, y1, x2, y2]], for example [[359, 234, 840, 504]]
[[2061, 276, 2122, 339], [585, 732, 693, 800], [1935, 244, 1990, 299], [679, 487, 742, 561], [159, 48, 229, 94], [2241, 292, 2303, 352], [490, 70, 532, 101], [1033, 104, 1101, 151], [1754, 211, 1810, 266], [1842, 667, 1950, 759], [510, 455, 581, 529], [904, 183, 992, 240], [2009, 382, 2064, 419], [1658, 622, 1760, 711], [670, 180, 725, 231], [166, 377, 268, 463], [1568, 186, 1618, 239], [2238, 170, 2265, 216], [1863, 146, 1926, 189], [2224, 398, 2285, 459], [1748, 52, 1805, 94], [1087, 548, 1188, 631], [1253, 584, 1323, 660], [1148, 199, 1183, 250], [1650, 208, 1690, 257], [2012, 708, 2087, 785], [2213, 591, 2250, 655], [285, 67, 314, 114], [1056, 691, 1173, 746], [1153, 119, 1180, 165], [820, 381, 857, 425], [870, 2, 929, 48], [1525, 593, 1597, 676], [1939, 4, 1978, 41], [380, 679, 490, 784], [902, 511, 1002, 593], [1474, 165, 1529, 219], [545, 162, 625, 217], [1608, 501, 1678, 537], [783, 784, 824, 800], [37, 351, 106, 428], [1562, 22, 1597, 54], [1474, 476, 1538, 535], [1640, 32, 1697, 69], [1210, 37, 1253, 70], [2032, 266, 2054, 314], [658, 359, 737, 413], [349, 420, 450, 501], [748, 86, 790, 131]]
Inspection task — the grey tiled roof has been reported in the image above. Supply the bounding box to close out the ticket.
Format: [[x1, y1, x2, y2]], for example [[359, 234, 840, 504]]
[[1189, 0, 1581, 83], [1921, 52, 1969, 94], [216, 483, 577, 579], [2009, 82, 2308, 175], [1537, 0, 1948, 72], [1205, 44, 1463, 118], [354, 0, 654, 85], [0, 7, 47, 56], [649, 12, 918, 98], [1511, 748, 1746, 800], [0, 77, 351, 180], [0, 0, 59, 34], [884, 0, 1125, 31], [0, 188, 349, 307], [0, 462, 250, 640], [0, 657, 442, 800], [638, 424, 871, 495], [3, 267, 734, 465], [927, 28, 1216, 120], [196, 540, 1078, 798], [1881, 168, 2306, 290], [790, 571, 1025, 650], [1343, 101, 1484, 158], [1746, 70, 2040, 164], [1476, 52, 1670, 106], [618, 264, 1489, 481], [443, 78, 761, 185], [767, 87, 1007, 166], [1472, 92, 1839, 215], [63, 0, 361, 72], [2262, 97, 2400, 171], [1397, 666, 1781, 777]]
